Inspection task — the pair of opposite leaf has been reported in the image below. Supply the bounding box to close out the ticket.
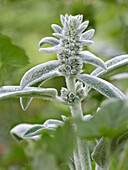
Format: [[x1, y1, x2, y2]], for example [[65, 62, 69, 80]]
[[0, 14, 128, 111]]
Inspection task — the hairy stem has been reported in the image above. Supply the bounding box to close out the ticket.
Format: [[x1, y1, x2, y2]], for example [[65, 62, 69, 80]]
[[65, 76, 92, 170]]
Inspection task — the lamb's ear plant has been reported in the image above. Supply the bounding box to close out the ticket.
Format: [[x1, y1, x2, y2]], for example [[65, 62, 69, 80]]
[[0, 14, 128, 170]]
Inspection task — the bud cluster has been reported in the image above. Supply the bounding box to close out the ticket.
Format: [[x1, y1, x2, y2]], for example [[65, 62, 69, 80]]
[[57, 15, 85, 76], [61, 81, 86, 104], [61, 87, 79, 104], [58, 57, 83, 76]]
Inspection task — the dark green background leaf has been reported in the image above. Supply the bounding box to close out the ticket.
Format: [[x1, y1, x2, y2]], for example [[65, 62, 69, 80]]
[[0, 33, 29, 67], [77, 99, 128, 139]]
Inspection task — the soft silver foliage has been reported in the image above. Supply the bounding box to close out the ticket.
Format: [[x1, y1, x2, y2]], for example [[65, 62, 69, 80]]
[[20, 60, 62, 89], [39, 37, 59, 47], [78, 51, 106, 69], [10, 119, 64, 142], [78, 74, 125, 99], [91, 54, 128, 77], [0, 86, 58, 99], [110, 73, 128, 80]]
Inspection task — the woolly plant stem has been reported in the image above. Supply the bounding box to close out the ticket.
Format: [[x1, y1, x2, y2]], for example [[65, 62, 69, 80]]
[[65, 76, 92, 170]]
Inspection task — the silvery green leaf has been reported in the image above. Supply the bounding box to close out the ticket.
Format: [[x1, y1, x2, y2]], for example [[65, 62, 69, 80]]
[[10, 123, 41, 142], [77, 21, 89, 34], [51, 24, 62, 33], [0, 87, 58, 100], [24, 125, 46, 137], [92, 131, 128, 168], [20, 97, 32, 111], [52, 33, 64, 39], [39, 37, 59, 47], [0, 86, 21, 93], [60, 14, 65, 26], [78, 51, 106, 70], [76, 40, 94, 46], [110, 73, 128, 80], [23, 119, 63, 137], [20, 60, 62, 89], [91, 138, 107, 168], [39, 45, 59, 53], [77, 74, 125, 99], [81, 29, 95, 40], [91, 54, 128, 77], [20, 60, 62, 111], [44, 119, 64, 128]]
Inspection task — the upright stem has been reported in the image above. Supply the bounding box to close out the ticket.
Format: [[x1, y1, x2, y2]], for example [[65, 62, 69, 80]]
[[65, 76, 92, 170]]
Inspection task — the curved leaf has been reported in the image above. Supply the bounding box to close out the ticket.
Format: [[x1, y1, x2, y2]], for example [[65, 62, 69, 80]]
[[91, 54, 128, 77], [20, 60, 62, 89], [0, 86, 57, 99], [91, 138, 107, 168], [77, 74, 125, 99], [81, 29, 95, 40], [39, 37, 59, 47], [39, 45, 59, 53], [52, 33, 64, 39], [20, 60, 61, 110], [0, 86, 21, 93], [60, 15, 65, 26], [110, 73, 128, 80], [10, 123, 41, 142], [92, 131, 128, 168], [76, 40, 94, 46], [44, 119, 64, 128], [24, 125, 47, 137], [24, 119, 64, 137], [77, 21, 89, 35], [51, 24, 62, 33], [78, 51, 106, 70]]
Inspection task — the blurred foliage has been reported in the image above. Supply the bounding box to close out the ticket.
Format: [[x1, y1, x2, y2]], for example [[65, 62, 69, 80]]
[[0, 0, 128, 169]]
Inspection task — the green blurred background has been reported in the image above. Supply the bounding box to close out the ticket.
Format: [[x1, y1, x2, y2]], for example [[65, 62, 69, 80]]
[[0, 0, 128, 169]]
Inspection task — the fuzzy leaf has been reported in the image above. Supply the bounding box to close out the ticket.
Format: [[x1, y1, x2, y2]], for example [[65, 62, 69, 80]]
[[110, 73, 128, 80], [0, 86, 57, 100], [78, 51, 106, 69], [77, 74, 125, 99], [20, 97, 32, 111], [10, 124, 41, 142], [60, 15, 65, 26], [81, 29, 95, 40], [44, 119, 64, 128], [39, 45, 59, 53], [51, 24, 62, 33], [92, 131, 128, 168], [76, 40, 94, 46], [20, 60, 62, 110], [91, 138, 107, 168], [39, 37, 59, 47], [76, 99, 128, 139], [0, 33, 29, 67], [52, 33, 64, 39], [91, 54, 128, 77], [0, 86, 21, 93], [24, 119, 64, 137], [20, 60, 62, 89], [77, 21, 89, 34]]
